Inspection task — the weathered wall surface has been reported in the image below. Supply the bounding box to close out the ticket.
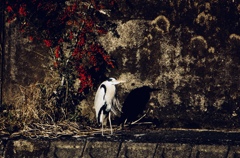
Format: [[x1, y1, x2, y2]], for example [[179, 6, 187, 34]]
[[2, 130, 240, 158], [3, 23, 50, 105], [2, 1, 240, 129], [96, 0, 240, 128]]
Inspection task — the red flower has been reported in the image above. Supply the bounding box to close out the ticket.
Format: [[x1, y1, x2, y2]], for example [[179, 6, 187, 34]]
[[89, 55, 97, 66], [55, 46, 60, 58], [85, 19, 94, 30], [97, 28, 107, 34], [29, 36, 33, 41], [72, 48, 79, 56], [71, 3, 77, 12], [43, 39, 52, 47], [37, 3, 42, 9], [58, 38, 64, 44], [69, 31, 73, 40], [77, 65, 93, 93], [77, 34, 85, 46], [20, 29, 25, 33], [110, 0, 116, 6], [19, 6, 27, 16], [54, 61, 58, 68], [102, 54, 114, 68], [6, 6, 13, 12], [89, 44, 114, 68], [95, 67, 100, 71]]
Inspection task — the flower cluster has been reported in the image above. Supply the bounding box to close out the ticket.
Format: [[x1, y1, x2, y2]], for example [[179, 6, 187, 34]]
[[4, 0, 119, 114], [77, 65, 93, 93]]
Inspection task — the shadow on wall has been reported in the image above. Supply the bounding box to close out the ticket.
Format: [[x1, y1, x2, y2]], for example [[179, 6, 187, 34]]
[[119, 86, 160, 126]]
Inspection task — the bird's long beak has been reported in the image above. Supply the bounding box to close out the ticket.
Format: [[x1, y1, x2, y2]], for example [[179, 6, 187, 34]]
[[113, 80, 126, 85]]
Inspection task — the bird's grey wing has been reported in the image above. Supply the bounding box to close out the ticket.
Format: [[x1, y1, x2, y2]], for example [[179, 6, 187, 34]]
[[114, 97, 122, 112], [111, 97, 122, 115], [111, 107, 117, 115]]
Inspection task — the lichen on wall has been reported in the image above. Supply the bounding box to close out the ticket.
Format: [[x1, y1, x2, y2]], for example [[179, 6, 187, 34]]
[[99, 20, 147, 53], [96, 0, 240, 128]]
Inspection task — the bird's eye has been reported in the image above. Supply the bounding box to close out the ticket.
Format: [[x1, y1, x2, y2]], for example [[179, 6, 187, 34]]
[[108, 78, 114, 81]]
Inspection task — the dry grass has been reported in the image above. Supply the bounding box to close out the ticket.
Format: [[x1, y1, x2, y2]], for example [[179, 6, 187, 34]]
[[9, 71, 59, 123], [10, 121, 104, 138], [0, 69, 123, 138], [0, 71, 100, 138]]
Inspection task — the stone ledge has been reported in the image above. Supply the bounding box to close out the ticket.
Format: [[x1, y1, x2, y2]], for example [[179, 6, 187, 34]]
[[3, 140, 240, 158], [1, 129, 240, 158]]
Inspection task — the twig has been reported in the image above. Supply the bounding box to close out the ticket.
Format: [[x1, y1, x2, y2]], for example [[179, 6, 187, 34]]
[[131, 114, 146, 125]]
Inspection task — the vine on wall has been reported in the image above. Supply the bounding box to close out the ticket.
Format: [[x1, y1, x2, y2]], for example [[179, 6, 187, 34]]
[[4, 0, 119, 120]]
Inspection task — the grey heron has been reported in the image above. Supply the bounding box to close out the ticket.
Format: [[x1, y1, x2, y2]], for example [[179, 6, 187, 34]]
[[94, 77, 125, 135]]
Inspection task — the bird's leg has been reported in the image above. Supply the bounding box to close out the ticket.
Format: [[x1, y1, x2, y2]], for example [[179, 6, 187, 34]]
[[109, 112, 113, 135], [101, 123, 104, 136], [101, 111, 104, 136]]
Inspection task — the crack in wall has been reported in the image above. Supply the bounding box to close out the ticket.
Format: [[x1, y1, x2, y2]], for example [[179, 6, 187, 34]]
[[152, 143, 159, 158], [224, 146, 230, 158], [81, 140, 88, 157], [116, 141, 122, 158]]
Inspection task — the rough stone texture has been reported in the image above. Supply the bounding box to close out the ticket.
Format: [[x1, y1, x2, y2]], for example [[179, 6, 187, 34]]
[[2, 0, 240, 128], [4, 139, 50, 158], [2, 135, 240, 158], [118, 142, 157, 158], [190, 145, 228, 158], [47, 140, 86, 158], [227, 146, 240, 158], [154, 143, 192, 158], [2, 1, 240, 157], [83, 140, 120, 158]]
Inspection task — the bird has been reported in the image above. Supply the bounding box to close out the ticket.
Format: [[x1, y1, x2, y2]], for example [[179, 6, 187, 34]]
[[94, 77, 125, 136], [120, 86, 160, 127]]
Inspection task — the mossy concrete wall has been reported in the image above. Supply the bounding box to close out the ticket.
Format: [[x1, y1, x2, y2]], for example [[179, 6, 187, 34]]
[[2, 23, 50, 105], [84, 0, 240, 128], [2, 1, 240, 128]]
